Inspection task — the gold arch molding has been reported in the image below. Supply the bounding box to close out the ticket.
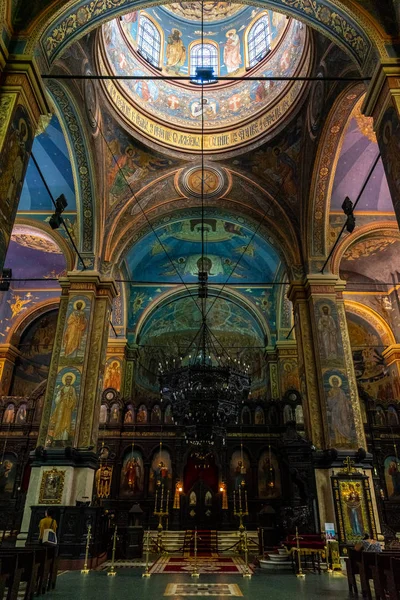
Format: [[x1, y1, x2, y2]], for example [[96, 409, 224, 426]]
[[344, 299, 396, 347], [13, 218, 75, 271], [8, 299, 60, 346], [330, 221, 400, 275], [25, 0, 388, 71]]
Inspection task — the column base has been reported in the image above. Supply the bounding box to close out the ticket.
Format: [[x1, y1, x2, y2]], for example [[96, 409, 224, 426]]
[[19, 448, 98, 545]]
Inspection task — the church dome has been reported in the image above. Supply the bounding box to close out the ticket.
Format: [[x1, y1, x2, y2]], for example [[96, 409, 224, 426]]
[[97, 3, 311, 154]]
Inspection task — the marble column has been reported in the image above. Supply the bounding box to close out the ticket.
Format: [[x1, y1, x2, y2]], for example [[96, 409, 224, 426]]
[[0, 56, 50, 272], [18, 272, 117, 545], [363, 59, 400, 226]]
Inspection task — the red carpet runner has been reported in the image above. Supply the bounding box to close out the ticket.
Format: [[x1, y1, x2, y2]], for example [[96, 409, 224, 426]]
[[149, 556, 253, 575]]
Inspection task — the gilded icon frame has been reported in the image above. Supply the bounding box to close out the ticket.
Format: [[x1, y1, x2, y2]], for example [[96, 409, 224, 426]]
[[39, 468, 65, 504], [331, 474, 376, 544]]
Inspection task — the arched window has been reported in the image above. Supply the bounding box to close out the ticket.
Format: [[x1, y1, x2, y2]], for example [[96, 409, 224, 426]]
[[247, 15, 270, 68], [190, 42, 218, 77], [138, 15, 161, 68]]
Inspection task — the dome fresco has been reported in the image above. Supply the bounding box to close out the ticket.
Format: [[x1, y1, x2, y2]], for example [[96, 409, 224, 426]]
[[99, 7, 310, 153]]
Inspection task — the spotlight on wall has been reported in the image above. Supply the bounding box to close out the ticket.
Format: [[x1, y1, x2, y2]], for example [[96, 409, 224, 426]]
[[342, 196, 356, 233], [0, 268, 12, 291], [49, 193, 68, 230]]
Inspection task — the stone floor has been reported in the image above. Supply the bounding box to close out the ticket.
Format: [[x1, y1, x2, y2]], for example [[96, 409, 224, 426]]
[[47, 569, 352, 599]]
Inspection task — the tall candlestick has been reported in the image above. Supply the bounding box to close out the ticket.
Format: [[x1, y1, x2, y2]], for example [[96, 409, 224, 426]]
[[233, 490, 236, 512], [245, 490, 248, 513], [155, 489, 158, 513], [160, 483, 164, 513], [239, 488, 242, 511], [166, 491, 170, 512]]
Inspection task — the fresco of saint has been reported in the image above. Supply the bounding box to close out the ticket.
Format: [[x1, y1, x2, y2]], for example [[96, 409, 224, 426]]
[[104, 360, 121, 391], [50, 373, 77, 442], [224, 29, 242, 73], [317, 305, 338, 361], [345, 485, 364, 537], [166, 29, 186, 73], [327, 375, 355, 446], [63, 300, 88, 357]]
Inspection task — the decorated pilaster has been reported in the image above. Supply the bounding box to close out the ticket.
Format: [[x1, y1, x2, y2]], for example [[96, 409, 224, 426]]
[[103, 337, 127, 393], [265, 347, 279, 400], [288, 276, 379, 533], [122, 344, 139, 400], [18, 272, 117, 545], [275, 340, 300, 396], [0, 55, 50, 271], [363, 59, 400, 227], [0, 343, 20, 395]]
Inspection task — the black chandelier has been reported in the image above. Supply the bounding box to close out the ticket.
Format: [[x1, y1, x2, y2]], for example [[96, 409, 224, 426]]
[[159, 325, 251, 446]]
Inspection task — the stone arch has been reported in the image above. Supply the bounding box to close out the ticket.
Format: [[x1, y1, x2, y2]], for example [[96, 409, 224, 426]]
[[8, 299, 59, 346], [13, 217, 75, 271], [134, 285, 271, 346], [330, 221, 400, 276], [46, 79, 97, 256], [25, 0, 386, 73], [307, 83, 365, 264], [344, 300, 396, 347]]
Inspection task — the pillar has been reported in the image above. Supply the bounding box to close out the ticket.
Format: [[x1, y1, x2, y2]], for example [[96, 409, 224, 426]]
[[0, 343, 19, 395], [288, 276, 380, 531], [275, 340, 300, 396], [0, 56, 50, 271], [363, 59, 400, 226], [103, 337, 127, 393], [265, 347, 279, 400], [18, 272, 117, 545]]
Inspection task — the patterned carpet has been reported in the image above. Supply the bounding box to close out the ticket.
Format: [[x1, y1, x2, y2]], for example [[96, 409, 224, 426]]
[[149, 556, 253, 575]]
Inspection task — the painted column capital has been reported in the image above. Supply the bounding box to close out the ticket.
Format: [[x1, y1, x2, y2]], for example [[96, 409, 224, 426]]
[[363, 58, 400, 126], [382, 344, 400, 366], [60, 271, 118, 302]]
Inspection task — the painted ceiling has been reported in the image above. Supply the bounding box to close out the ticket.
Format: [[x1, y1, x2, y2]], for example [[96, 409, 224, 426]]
[[99, 11, 310, 153], [19, 115, 76, 212], [124, 217, 281, 283], [331, 104, 392, 213]]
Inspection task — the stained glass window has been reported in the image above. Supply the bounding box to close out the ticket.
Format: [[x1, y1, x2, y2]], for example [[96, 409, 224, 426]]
[[190, 43, 218, 78], [248, 15, 271, 68], [138, 16, 161, 67]]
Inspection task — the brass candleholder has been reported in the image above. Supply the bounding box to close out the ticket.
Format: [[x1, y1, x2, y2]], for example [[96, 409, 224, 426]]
[[142, 528, 151, 578], [242, 530, 252, 578], [107, 525, 118, 577], [81, 524, 92, 574], [191, 529, 200, 578], [154, 483, 169, 552], [233, 484, 249, 550], [295, 527, 305, 578]]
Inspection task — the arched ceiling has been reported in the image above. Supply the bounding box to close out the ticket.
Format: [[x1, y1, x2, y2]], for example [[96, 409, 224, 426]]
[[331, 101, 392, 213], [124, 216, 281, 283]]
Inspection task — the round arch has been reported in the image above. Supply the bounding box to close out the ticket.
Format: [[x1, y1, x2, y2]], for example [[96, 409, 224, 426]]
[[330, 221, 400, 276], [344, 299, 396, 347], [13, 217, 75, 271], [134, 284, 271, 345], [25, 0, 386, 73], [8, 299, 59, 346]]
